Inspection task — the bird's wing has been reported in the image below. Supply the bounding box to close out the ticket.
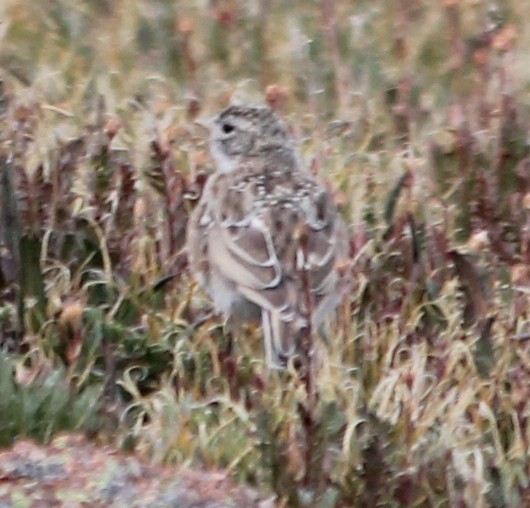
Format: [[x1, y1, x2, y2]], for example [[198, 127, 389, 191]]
[[208, 217, 282, 290], [187, 172, 282, 298], [189, 169, 349, 366], [206, 173, 348, 323]]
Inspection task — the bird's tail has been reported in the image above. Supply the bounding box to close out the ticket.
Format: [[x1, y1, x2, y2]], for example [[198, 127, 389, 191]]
[[261, 310, 307, 368]]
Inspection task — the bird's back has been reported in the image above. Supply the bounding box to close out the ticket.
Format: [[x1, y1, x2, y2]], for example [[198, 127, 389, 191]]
[[187, 145, 348, 365]]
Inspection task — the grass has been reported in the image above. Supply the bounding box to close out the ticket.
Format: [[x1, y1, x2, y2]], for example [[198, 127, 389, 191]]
[[1, 0, 530, 506]]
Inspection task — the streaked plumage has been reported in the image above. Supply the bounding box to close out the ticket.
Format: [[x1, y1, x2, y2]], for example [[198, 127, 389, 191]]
[[186, 105, 348, 367]]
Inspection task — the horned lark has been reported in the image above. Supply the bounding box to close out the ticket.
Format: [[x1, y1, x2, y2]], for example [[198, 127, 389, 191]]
[[186, 105, 349, 367]]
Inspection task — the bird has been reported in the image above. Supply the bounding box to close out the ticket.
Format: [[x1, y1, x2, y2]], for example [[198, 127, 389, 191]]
[[186, 104, 349, 368]]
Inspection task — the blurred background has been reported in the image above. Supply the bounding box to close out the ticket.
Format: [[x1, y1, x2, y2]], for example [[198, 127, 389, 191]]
[[2, 1, 530, 506]]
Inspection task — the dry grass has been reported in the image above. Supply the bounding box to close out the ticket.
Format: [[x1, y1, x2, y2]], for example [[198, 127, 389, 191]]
[[1, 1, 530, 506]]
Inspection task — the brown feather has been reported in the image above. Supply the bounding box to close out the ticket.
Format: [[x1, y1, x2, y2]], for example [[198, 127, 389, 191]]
[[186, 105, 349, 367]]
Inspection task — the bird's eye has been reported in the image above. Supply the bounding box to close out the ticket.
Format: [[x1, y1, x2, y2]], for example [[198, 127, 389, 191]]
[[221, 123, 235, 134]]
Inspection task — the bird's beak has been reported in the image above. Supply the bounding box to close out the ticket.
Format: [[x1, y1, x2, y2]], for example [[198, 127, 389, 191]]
[[194, 116, 215, 133]]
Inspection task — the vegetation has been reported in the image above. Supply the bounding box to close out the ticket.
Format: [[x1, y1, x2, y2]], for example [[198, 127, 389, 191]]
[[1, 0, 530, 506]]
